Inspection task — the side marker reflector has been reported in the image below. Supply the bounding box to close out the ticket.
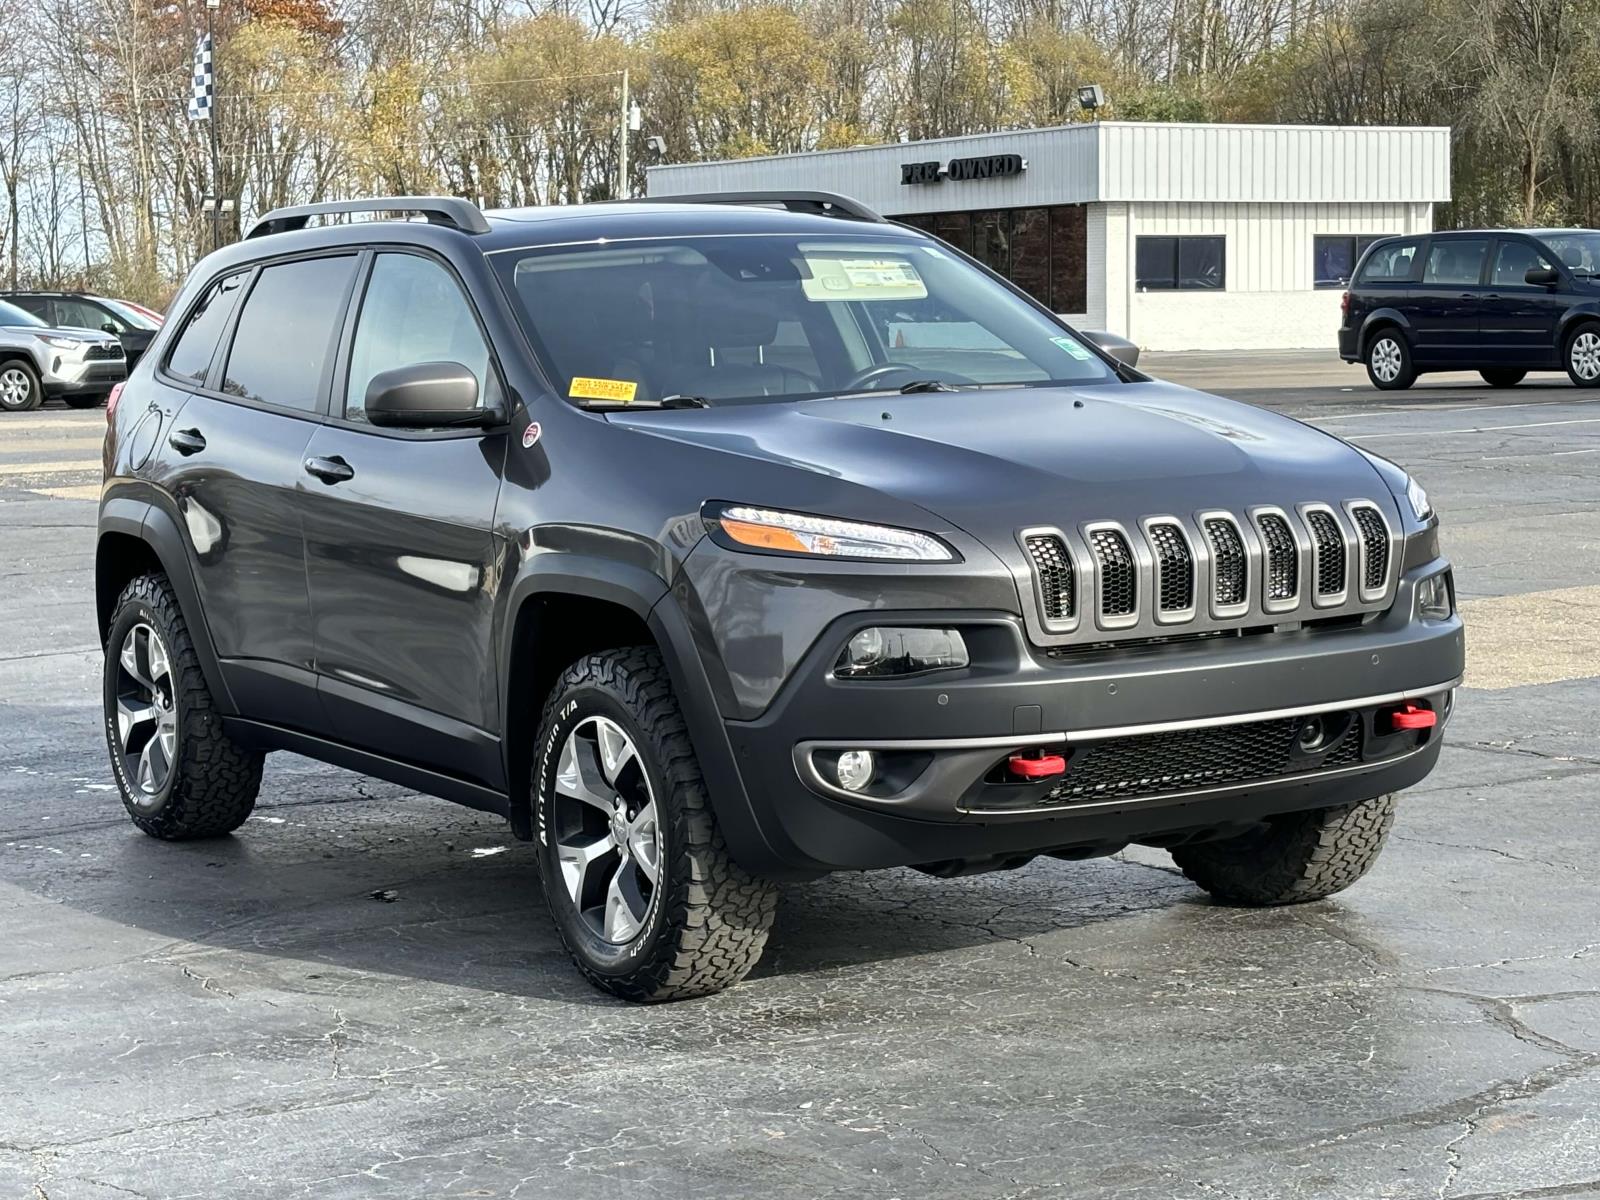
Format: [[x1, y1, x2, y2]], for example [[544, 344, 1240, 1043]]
[[1008, 751, 1067, 779]]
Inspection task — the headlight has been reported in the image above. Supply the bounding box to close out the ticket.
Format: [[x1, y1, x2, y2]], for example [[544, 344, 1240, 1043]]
[[712, 505, 956, 561], [836, 627, 969, 678], [1406, 476, 1433, 522], [37, 334, 85, 351]]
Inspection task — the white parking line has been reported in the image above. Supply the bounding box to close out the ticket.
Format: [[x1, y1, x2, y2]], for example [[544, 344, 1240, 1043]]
[[1350, 416, 1600, 441], [1480, 445, 1600, 463], [1310, 395, 1600, 422]]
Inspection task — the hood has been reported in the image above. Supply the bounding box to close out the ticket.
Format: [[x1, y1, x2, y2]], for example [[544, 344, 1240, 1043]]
[[607, 380, 1395, 547]]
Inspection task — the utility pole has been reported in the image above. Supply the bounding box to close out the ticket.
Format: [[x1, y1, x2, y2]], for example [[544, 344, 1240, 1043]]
[[207, 0, 221, 250], [617, 69, 629, 200]]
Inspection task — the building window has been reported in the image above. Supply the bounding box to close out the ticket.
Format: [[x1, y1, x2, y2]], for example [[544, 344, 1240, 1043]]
[[888, 205, 1087, 315], [1314, 235, 1391, 288], [1136, 236, 1225, 291]]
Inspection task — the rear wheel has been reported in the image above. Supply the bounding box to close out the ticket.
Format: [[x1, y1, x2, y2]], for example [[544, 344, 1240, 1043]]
[[1364, 330, 1415, 390], [1479, 368, 1525, 388], [63, 392, 106, 409], [534, 647, 779, 1001], [103, 572, 264, 838], [1564, 322, 1600, 387], [1170, 795, 1396, 905], [0, 360, 42, 412]]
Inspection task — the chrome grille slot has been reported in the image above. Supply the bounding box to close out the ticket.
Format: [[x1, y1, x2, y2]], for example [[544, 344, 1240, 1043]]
[[1023, 534, 1075, 623], [1350, 504, 1390, 596], [1089, 528, 1137, 619], [1257, 513, 1298, 605], [1147, 522, 1194, 616], [1203, 517, 1247, 610], [1305, 508, 1347, 601]]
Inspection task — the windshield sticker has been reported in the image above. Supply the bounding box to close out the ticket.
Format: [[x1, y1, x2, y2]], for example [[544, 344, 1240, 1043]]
[[569, 377, 637, 403], [1051, 335, 1094, 361], [801, 256, 928, 302]]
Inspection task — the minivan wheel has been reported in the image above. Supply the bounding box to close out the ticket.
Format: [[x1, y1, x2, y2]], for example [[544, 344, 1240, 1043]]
[[1169, 794, 1396, 906], [1565, 322, 1600, 387], [1479, 368, 1525, 388], [1364, 331, 1415, 390], [0, 360, 42, 412], [104, 573, 264, 838], [534, 647, 779, 1002]]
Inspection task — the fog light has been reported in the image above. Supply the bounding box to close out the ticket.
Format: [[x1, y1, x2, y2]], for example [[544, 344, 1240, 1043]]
[[836, 627, 969, 678], [835, 749, 876, 792], [1417, 571, 1453, 620], [1297, 717, 1326, 751]]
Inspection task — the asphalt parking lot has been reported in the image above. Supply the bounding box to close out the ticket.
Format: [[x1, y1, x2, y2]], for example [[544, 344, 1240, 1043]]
[[3, 355, 1597, 1200]]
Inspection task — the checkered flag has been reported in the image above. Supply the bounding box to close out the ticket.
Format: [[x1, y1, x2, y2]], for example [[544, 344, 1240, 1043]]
[[186, 34, 214, 121]]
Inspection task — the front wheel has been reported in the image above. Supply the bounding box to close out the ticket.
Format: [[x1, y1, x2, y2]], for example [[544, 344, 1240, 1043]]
[[1169, 795, 1396, 905], [1364, 331, 1415, 390], [1565, 322, 1600, 387], [534, 647, 779, 1001], [1479, 368, 1525, 388], [0, 360, 42, 412]]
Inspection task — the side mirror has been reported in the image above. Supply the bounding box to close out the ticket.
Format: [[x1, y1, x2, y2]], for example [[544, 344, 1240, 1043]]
[[101, 322, 121, 335], [1525, 266, 1560, 287], [365, 361, 496, 429], [1077, 328, 1141, 368]]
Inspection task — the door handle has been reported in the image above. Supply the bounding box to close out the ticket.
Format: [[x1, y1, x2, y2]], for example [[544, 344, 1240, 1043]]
[[1458, 292, 1475, 299], [168, 428, 206, 456], [304, 455, 354, 484]]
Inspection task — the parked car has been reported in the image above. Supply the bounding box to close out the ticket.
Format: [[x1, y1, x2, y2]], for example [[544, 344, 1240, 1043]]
[[1, 291, 162, 368], [0, 298, 126, 412], [97, 193, 1462, 1001], [1340, 228, 1600, 390]]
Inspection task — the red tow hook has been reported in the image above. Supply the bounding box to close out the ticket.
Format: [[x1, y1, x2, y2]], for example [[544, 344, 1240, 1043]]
[[1008, 750, 1067, 779], [1387, 704, 1437, 732]]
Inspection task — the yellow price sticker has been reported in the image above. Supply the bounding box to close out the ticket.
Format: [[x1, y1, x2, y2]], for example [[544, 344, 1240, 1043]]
[[569, 376, 638, 403]]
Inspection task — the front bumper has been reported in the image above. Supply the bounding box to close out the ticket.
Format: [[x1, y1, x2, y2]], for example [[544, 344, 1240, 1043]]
[[41, 352, 126, 395], [719, 557, 1463, 876]]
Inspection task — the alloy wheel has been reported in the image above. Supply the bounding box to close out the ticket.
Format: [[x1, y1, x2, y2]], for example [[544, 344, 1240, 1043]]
[[113, 623, 179, 800], [1370, 338, 1402, 383], [1571, 331, 1600, 381], [0, 367, 32, 408], [551, 715, 662, 944]]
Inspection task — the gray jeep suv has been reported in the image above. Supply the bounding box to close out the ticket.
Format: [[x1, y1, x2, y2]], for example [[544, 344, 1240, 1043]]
[[96, 193, 1463, 1001]]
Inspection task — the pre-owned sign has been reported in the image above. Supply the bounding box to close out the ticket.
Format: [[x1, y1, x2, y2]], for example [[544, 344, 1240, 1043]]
[[900, 153, 1027, 185]]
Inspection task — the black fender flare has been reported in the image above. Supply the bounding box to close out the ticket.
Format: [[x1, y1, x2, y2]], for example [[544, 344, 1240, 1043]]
[[96, 494, 236, 714], [1358, 307, 1412, 355]]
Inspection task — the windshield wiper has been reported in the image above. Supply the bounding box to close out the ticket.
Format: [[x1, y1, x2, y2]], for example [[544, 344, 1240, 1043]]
[[582, 393, 711, 411], [898, 379, 959, 393]]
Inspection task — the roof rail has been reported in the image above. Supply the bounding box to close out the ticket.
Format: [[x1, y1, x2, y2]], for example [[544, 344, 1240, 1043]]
[[244, 196, 491, 240], [629, 191, 884, 222]]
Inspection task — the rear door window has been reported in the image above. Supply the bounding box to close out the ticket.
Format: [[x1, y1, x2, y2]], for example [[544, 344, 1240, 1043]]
[[221, 256, 357, 413], [166, 272, 249, 384], [1422, 239, 1489, 287], [1490, 240, 1554, 286], [1357, 240, 1420, 283], [54, 297, 114, 331]]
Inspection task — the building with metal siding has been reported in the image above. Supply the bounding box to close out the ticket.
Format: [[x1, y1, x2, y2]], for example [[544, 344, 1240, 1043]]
[[645, 122, 1452, 352]]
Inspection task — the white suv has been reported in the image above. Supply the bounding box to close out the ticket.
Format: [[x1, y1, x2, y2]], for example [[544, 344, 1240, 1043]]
[[0, 297, 126, 412]]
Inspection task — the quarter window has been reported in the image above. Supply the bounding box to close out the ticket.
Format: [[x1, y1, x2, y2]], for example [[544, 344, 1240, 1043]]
[[344, 254, 495, 422], [1136, 236, 1225, 290], [1422, 239, 1489, 287], [1314, 236, 1390, 288], [221, 256, 357, 412], [166, 272, 249, 385], [1357, 240, 1420, 283]]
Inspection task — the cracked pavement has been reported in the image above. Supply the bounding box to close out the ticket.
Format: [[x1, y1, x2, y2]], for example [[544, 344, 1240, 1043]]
[[2, 361, 1598, 1199]]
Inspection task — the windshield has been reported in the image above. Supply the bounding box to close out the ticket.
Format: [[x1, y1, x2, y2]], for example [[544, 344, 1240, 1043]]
[[1537, 231, 1600, 276], [495, 234, 1117, 407], [0, 299, 45, 328], [97, 297, 162, 331]]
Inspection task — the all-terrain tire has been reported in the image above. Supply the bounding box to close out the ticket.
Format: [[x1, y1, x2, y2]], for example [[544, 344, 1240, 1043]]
[[533, 647, 779, 1001], [104, 572, 264, 838], [1170, 795, 1397, 906]]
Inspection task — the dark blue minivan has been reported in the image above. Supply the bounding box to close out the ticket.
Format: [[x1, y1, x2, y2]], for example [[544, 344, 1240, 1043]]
[[1339, 228, 1600, 390]]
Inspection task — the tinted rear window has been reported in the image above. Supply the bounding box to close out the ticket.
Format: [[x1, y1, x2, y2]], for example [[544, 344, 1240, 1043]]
[[167, 273, 248, 383], [221, 257, 356, 412]]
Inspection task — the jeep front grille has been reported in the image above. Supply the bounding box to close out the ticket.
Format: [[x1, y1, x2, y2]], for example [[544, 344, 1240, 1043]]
[[1018, 501, 1397, 645], [1024, 533, 1075, 623], [1089, 528, 1137, 619]]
